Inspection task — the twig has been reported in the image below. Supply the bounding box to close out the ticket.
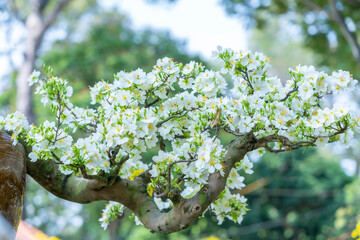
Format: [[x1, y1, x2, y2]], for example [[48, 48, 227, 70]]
[[80, 165, 89, 178], [224, 126, 247, 136], [156, 106, 200, 128], [154, 159, 196, 198], [144, 75, 170, 106], [280, 85, 298, 102], [145, 97, 160, 108], [159, 136, 165, 151], [108, 155, 129, 186], [239, 68, 254, 93]]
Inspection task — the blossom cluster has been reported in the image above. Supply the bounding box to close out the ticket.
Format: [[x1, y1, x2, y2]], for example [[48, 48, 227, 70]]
[[99, 201, 125, 230], [216, 47, 359, 148], [1, 47, 359, 228]]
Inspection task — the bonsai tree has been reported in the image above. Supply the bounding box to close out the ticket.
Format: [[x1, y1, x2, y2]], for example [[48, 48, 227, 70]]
[[0, 47, 359, 236]]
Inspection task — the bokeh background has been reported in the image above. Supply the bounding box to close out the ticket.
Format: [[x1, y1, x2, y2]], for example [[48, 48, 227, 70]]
[[1, 0, 360, 239]]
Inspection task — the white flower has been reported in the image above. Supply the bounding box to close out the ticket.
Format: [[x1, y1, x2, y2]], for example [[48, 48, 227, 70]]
[[332, 70, 351, 87], [238, 115, 254, 133], [180, 184, 201, 199], [28, 152, 38, 162], [154, 88, 168, 99], [152, 150, 168, 163], [131, 68, 147, 85], [315, 75, 328, 92], [28, 70, 41, 86], [65, 86, 73, 97], [227, 168, 245, 189], [238, 155, 253, 174], [315, 137, 328, 147], [208, 157, 223, 174], [145, 135, 158, 148], [59, 166, 74, 175], [179, 77, 195, 89], [154, 198, 172, 210], [298, 81, 313, 100], [182, 61, 196, 75], [318, 108, 335, 126], [158, 122, 173, 139], [333, 104, 349, 117]]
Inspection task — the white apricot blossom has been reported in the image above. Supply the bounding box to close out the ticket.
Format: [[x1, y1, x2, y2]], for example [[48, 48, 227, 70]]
[[1, 48, 359, 229]]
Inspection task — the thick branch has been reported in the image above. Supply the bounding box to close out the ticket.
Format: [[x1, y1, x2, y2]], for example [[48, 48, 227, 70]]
[[255, 134, 315, 153], [26, 156, 105, 204], [134, 135, 255, 233], [23, 134, 255, 234]]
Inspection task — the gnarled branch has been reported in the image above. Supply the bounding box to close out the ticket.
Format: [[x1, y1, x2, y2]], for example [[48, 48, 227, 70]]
[[22, 133, 255, 234]]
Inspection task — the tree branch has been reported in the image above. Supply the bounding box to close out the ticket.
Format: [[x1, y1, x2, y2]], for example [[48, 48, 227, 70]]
[[280, 80, 298, 102], [154, 159, 196, 198], [156, 107, 200, 128], [343, 0, 360, 7], [255, 134, 315, 153], [298, 0, 325, 12], [328, 0, 360, 63], [133, 134, 254, 233], [7, 0, 26, 23], [22, 133, 255, 233], [298, 0, 360, 63], [43, 0, 72, 31]]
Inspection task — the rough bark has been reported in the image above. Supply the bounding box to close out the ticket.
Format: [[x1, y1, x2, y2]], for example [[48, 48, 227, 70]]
[[0, 131, 26, 237]]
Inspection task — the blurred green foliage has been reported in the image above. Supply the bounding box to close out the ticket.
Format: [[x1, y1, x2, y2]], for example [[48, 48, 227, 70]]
[[38, 11, 202, 123], [2, 1, 358, 239], [220, 0, 360, 76], [43, 11, 201, 86], [237, 148, 354, 239]]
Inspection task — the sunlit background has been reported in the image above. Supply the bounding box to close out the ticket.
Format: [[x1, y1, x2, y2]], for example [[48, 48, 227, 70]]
[[1, 0, 360, 239]]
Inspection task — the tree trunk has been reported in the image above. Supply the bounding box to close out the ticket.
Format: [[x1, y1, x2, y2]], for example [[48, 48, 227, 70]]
[[15, 10, 45, 124], [0, 131, 26, 238], [15, 0, 72, 124]]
